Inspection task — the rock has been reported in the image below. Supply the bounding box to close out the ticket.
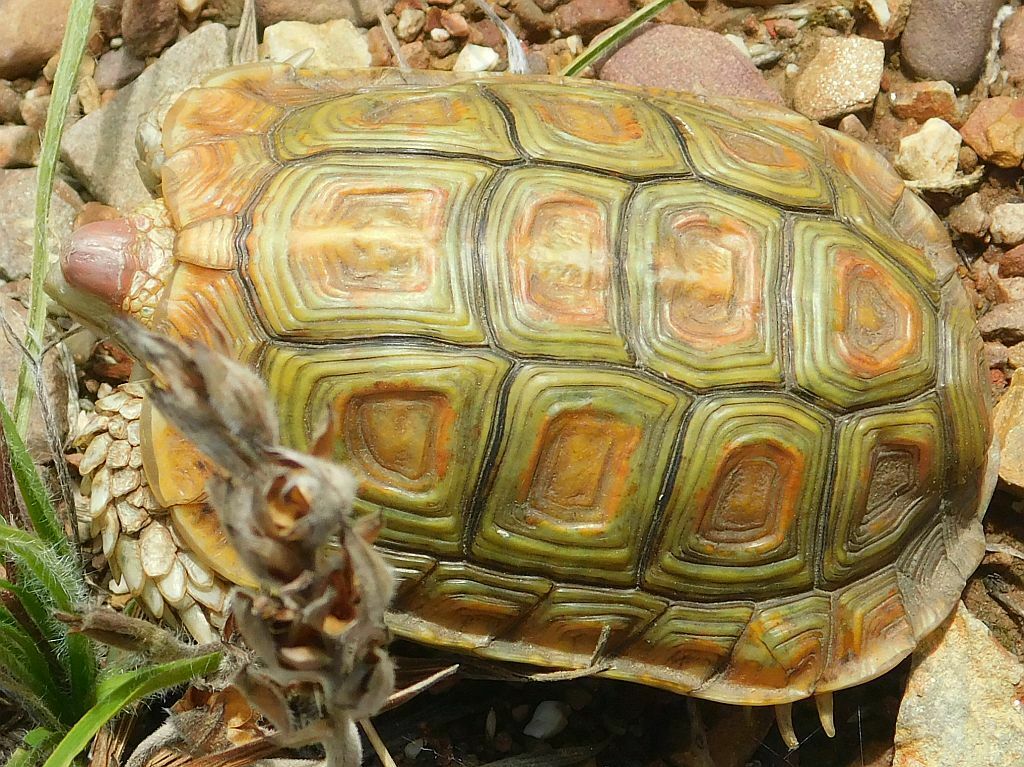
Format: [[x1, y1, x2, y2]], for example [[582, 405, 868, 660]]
[[0, 81, 21, 123], [888, 80, 957, 122], [947, 192, 990, 238], [837, 114, 870, 140], [997, 277, 1024, 304], [523, 701, 569, 739], [792, 36, 885, 122], [900, 0, 1002, 89], [122, 0, 179, 58], [206, 0, 392, 28], [453, 44, 499, 72], [858, 0, 911, 40], [0, 0, 71, 78], [93, 47, 147, 92], [893, 602, 1024, 766], [599, 25, 783, 105], [396, 8, 425, 41], [0, 290, 72, 462], [0, 125, 39, 168], [19, 88, 49, 131], [960, 97, 1024, 168], [894, 118, 961, 185], [0, 169, 82, 281], [978, 300, 1024, 344], [1008, 340, 1024, 367], [985, 340, 1010, 368], [260, 19, 371, 69], [1001, 243, 1024, 277], [995, 369, 1024, 495], [554, 0, 630, 41], [989, 202, 1024, 245], [441, 10, 469, 37], [62, 24, 232, 211], [1001, 8, 1024, 84]]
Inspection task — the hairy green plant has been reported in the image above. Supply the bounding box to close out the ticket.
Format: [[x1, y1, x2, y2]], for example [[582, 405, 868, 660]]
[[1, 400, 223, 767]]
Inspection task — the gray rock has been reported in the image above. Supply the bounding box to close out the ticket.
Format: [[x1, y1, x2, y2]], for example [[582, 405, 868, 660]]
[[93, 47, 147, 92], [947, 192, 990, 239], [205, 0, 393, 29], [0, 168, 83, 281], [599, 25, 783, 104], [901, 0, 1002, 89], [61, 24, 232, 211], [893, 602, 1024, 767], [0, 289, 72, 463], [0, 0, 71, 78], [977, 299, 1024, 344]]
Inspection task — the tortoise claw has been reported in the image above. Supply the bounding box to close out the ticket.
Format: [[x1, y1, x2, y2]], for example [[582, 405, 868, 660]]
[[774, 702, 798, 750], [815, 691, 836, 738]]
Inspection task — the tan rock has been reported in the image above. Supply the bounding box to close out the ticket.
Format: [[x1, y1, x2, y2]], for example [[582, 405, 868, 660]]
[[793, 37, 885, 122], [260, 19, 371, 69], [960, 97, 1024, 168], [894, 602, 1024, 766]]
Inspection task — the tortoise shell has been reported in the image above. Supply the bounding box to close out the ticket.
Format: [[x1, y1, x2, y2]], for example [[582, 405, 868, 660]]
[[63, 62, 996, 705]]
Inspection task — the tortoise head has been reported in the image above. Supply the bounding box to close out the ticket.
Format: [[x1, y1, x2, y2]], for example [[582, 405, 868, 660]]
[[47, 201, 176, 335]]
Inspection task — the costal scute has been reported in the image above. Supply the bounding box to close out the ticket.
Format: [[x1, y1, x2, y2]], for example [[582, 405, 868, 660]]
[[49, 62, 997, 709]]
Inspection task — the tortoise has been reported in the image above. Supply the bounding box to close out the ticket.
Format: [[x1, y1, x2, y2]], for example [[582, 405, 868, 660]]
[[49, 61, 998, 719]]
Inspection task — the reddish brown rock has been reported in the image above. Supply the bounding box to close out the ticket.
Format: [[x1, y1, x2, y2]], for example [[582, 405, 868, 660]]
[[960, 97, 1024, 167], [0, 125, 38, 168], [889, 80, 957, 122], [1000, 8, 1024, 84], [0, 0, 71, 78], [554, 0, 630, 41], [599, 25, 783, 105], [1001, 244, 1024, 277], [122, 0, 180, 58]]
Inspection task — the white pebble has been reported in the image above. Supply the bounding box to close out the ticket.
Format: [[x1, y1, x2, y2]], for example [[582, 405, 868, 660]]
[[454, 44, 499, 73], [894, 117, 961, 186], [523, 700, 569, 739]]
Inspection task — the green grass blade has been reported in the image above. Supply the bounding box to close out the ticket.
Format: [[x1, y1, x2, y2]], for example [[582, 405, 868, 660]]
[[41, 652, 223, 767], [4, 728, 59, 767], [561, 0, 678, 76], [0, 576, 64, 653], [14, 0, 96, 434], [0, 401, 70, 558]]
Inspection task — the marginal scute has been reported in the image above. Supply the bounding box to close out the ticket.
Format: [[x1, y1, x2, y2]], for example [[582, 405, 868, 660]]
[[393, 562, 550, 650], [818, 568, 915, 692], [153, 263, 264, 359], [892, 189, 960, 284], [482, 167, 631, 363], [245, 156, 490, 343], [175, 215, 239, 270], [162, 136, 274, 229], [379, 549, 436, 598], [161, 85, 286, 156], [654, 96, 832, 209], [823, 397, 945, 585], [472, 365, 689, 586], [626, 182, 784, 388], [701, 594, 830, 704], [275, 83, 518, 161], [791, 221, 937, 408], [613, 601, 754, 694], [487, 82, 689, 175], [488, 586, 665, 669], [645, 394, 830, 599]]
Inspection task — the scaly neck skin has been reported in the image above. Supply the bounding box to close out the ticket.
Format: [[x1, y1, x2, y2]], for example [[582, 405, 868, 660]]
[[46, 200, 176, 336]]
